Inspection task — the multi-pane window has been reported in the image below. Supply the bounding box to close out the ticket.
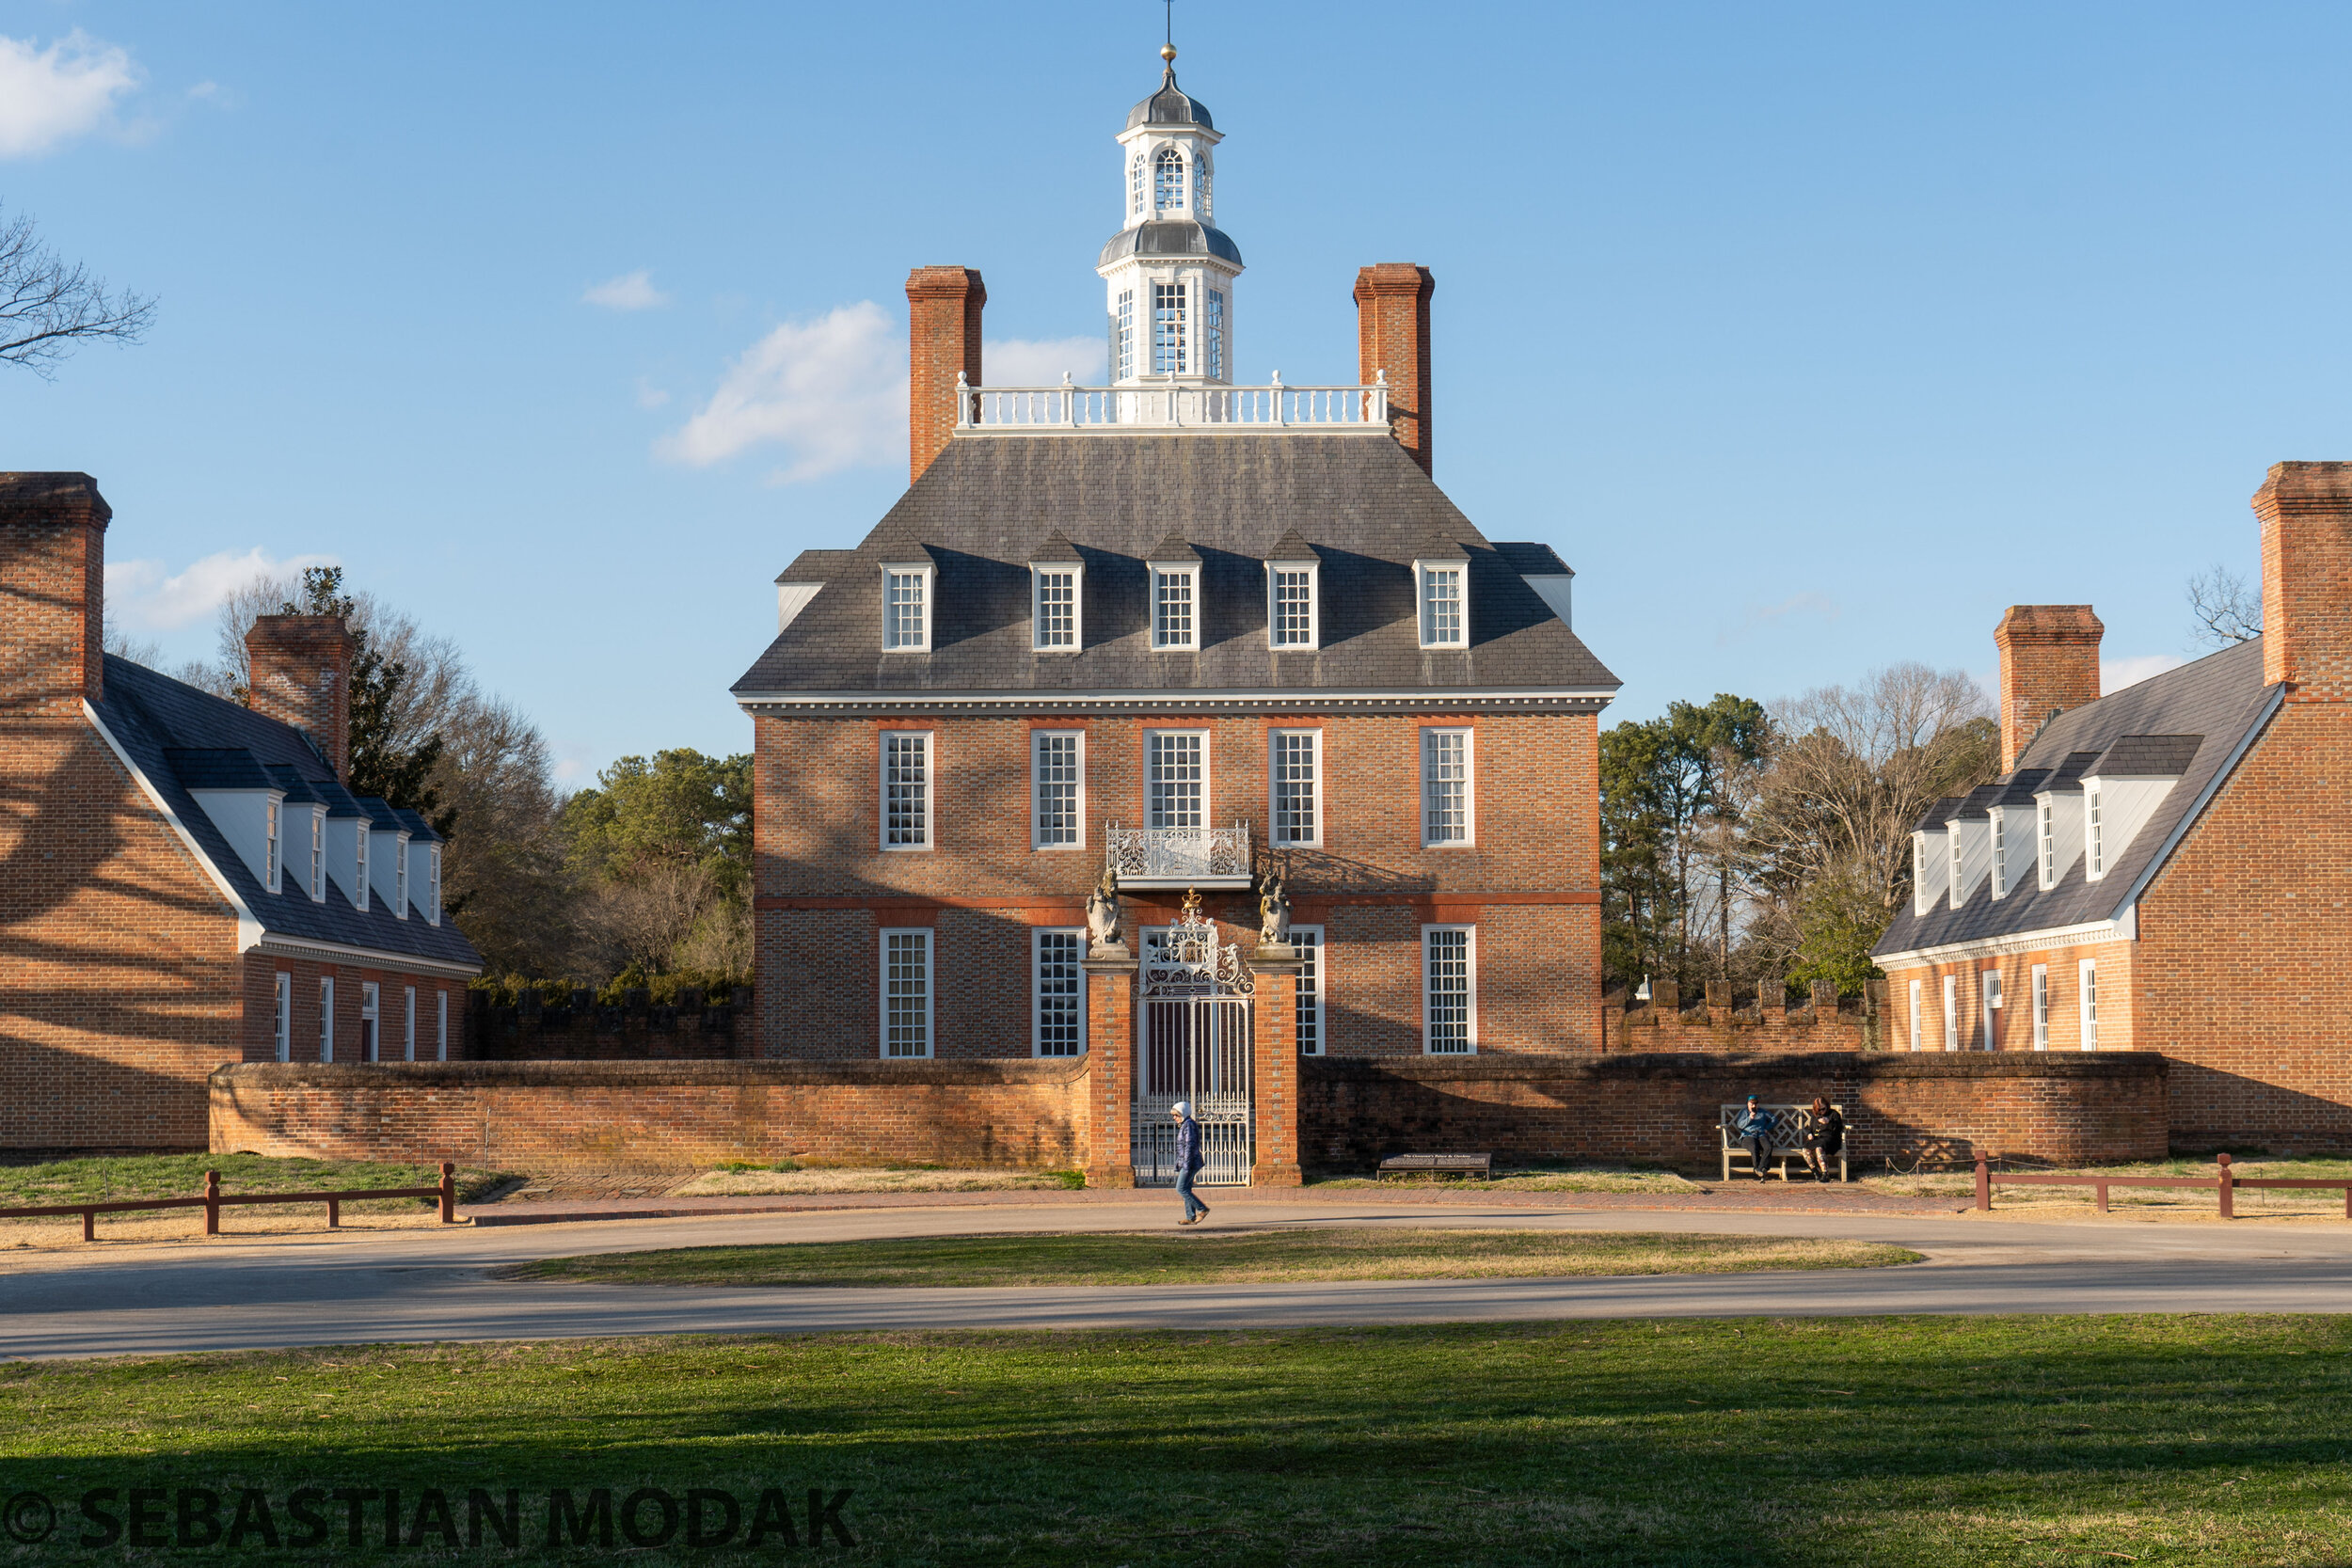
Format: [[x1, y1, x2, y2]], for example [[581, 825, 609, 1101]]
[[1033, 567, 1079, 649], [2078, 958, 2099, 1050], [1152, 280, 1187, 373], [273, 972, 292, 1063], [1292, 926, 1324, 1056], [1154, 147, 1185, 210], [1147, 732, 1205, 829], [1116, 290, 1135, 380], [309, 812, 325, 900], [883, 568, 929, 651], [1033, 731, 1084, 848], [1908, 979, 1922, 1052], [1129, 153, 1145, 214], [1422, 727, 1473, 846], [264, 799, 280, 889], [1942, 974, 1958, 1052], [427, 846, 441, 924], [436, 990, 449, 1061], [395, 845, 409, 919], [1423, 927, 1474, 1054], [882, 930, 932, 1058], [2038, 800, 2056, 888], [1948, 833, 1964, 909], [1197, 156, 1212, 218], [404, 986, 418, 1062], [2086, 787, 2104, 878], [1418, 564, 1466, 647], [355, 824, 369, 911], [2031, 964, 2049, 1049], [1152, 568, 1196, 648], [1205, 289, 1225, 380], [1271, 729, 1319, 846], [1269, 566, 1314, 647], [319, 976, 335, 1063], [882, 732, 930, 848], [1034, 929, 1086, 1058], [1981, 969, 2001, 1050], [1989, 813, 2007, 897], [360, 981, 381, 1063]]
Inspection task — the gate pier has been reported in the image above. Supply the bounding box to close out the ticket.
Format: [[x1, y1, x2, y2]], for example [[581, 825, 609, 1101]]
[[1248, 942, 1306, 1185], [1081, 942, 1138, 1188]]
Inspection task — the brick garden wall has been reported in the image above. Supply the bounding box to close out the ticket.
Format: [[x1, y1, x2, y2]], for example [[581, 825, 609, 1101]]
[[1300, 1050, 2169, 1173], [211, 1057, 1092, 1170]]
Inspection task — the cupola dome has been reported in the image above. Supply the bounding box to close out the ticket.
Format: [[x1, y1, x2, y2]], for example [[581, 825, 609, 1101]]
[[1127, 67, 1213, 131]]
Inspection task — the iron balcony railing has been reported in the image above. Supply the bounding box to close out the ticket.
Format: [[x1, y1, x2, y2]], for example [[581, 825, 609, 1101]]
[[956, 372, 1389, 433], [1104, 823, 1253, 887]]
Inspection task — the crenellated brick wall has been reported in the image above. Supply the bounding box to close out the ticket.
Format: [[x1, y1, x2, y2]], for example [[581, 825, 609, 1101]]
[[1599, 979, 1887, 1053]]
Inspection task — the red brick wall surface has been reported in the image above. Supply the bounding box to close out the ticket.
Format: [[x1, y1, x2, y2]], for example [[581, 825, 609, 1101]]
[[240, 953, 467, 1065], [1994, 605, 2104, 771], [1354, 264, 1435, 474], [212, 1058, 1089, 1169], [1301, 1051, 2168, 1172], [905, 266, 984, 483], [1881, 941, 2135, 1057]]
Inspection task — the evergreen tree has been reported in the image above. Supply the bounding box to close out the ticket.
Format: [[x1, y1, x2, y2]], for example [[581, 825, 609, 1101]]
[[280, 565, 454, 836]]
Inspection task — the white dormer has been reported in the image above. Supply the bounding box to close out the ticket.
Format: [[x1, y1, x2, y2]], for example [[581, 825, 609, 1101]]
[[2080, 749, 2188, 883], [1521, 571, 1573, 629], [1030, 536, 1085, 653], [408, 839, 442, 926], [1945, 810, 1991, 910], [192, 785, 288, 894], [1912, 824, 1950, 915], [776, 580, 822, 633], [368, 818, 412, 918], [1149, 536, 1200, 650], [303, 804, 327, 902], [1988, 802, 2037, 900], [881, 561, 933, 652], [1264, 536, 1319, 651], [2034, 784, 2085, 890], [325, 811, 368, 911], [1414, 556, 1469, 649]]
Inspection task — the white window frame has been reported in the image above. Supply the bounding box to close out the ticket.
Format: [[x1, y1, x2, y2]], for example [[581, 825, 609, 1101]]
[[1031, 730, 1087, 850], [426, 845, 441, 926], [1205, 286, 1226, 380], [2031, 963, 2049, 1050], [1265, 559, 1320, 650], [359, 981, 381, 1063], [1981, 969, 2001, 1051], [1146, 729, 1210, 830], [1422, 925, 1477, 1054], [436, 990, 449, 1061], [1032, 927, 1087, 1058], [354, 828, 370, 913], [263, 797, 281, 893], [1420, 726, 1475, 847], [1116, 288, 1136, 380], [1031, 561, 1083, 652], [1941, 974, 1958, 1053], [1292, 925, 1325, 1056], [1269, 728, 1322, 847], [1908, 978, 1922, 1052], [1989, 813, 2007, 898], [2084, 784, 2106, 880], [404, 985, 418, 1062], [1150, 564, 1198, 650], [882, 927, 934, 1059], [394, 846, 409, 921], [309, 809, 326, 901], [1129, 153, 1145, 214], [881, 562, 933, 653], [1153, 146, 1185, 212], [1414, 560, 1469, 649], [1151, 279, 1188, 374], [273, 972, 292, 1062], [1947, 832, 1965, 911], [880, 730, 933, 851], [319, 976, 336, 1063], [2078, 958, 2098, 1051], [2038, 799, 2057, 890]]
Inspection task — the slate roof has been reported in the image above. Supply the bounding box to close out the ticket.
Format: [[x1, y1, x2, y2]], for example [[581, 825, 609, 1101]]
[[1096, 220, 1244, 269], [732, 434, 1620, 703], [1127, 67, 1213, 130], [2093, 735, 2203, 777], [1875, 637, 2280, 958], [89, 657, 480, 970]]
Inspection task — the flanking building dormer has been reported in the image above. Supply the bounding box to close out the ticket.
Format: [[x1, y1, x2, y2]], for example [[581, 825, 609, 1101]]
[[1943, 784, 2001, 910], [2079, 736, 2200, 883], [1030, 531, 1085, 653], [396, 808, 444, 925], [1100, 44, 1238, 386], [2029, 751, 2100, 891], [1985, 769, 2048, 900], [175, 749, 288, 894], [265, 766, 329, 902], [359, 798, 412, 919], [1911, 797, 1959, 915], [312, 775, 371, 911], [1263, 529, 1320, 651]]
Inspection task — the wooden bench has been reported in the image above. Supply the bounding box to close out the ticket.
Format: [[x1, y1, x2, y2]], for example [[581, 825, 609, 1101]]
[[1719, 1104, 1850, 1182], [1375, 1152, 1494, 1181]]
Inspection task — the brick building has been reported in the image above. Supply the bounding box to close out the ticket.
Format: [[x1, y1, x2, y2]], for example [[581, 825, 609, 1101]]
[[731, 55, 1619, 1185], [1874, 461, 2352, 1153], [0, 472, 481, 1153]]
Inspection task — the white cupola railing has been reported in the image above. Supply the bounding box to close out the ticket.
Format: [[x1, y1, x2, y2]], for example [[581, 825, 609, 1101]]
[[957, 372, 1389, 434]]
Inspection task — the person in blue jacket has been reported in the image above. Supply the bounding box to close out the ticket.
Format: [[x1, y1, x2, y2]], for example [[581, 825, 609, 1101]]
[[1734, 1095, 1777, 1180], [1172, 1101, 1209, 1225]]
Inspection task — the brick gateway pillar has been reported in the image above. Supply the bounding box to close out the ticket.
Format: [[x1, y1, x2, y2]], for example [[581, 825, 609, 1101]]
[[1081, 944, 1137, 1187], [1249, 942, 1306, 1186]]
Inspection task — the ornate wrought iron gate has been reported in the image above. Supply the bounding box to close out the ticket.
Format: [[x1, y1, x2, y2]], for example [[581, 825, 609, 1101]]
[[1132, 897, 1255, 1186]]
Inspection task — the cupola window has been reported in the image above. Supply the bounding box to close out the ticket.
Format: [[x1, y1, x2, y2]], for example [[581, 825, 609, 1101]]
[[1205, 289, 1226, 380], [1130, 153, 1146, 214], [1154, 147, 1185, 211], [1115, 290, 1136, 380], [1152, 281, 1188, 373], [1197, 155, 1212, 218]]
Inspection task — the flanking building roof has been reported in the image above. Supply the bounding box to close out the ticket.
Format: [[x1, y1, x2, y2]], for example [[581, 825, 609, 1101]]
[[733, 433, 1618, 712]]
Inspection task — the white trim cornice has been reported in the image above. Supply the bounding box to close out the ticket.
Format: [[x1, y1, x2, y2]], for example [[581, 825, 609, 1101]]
[[249, 936, 482, 980], [1877, 908, 2137, 970], [735, 686, 1618, 717]]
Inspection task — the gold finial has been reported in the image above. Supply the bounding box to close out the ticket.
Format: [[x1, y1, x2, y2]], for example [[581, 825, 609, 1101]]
[[1161, 42, 1177, 62], [1179, 887, 1202, 921]]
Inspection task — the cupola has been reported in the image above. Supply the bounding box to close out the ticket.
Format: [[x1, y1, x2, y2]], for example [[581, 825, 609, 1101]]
[[1100, 42, 1242, 386]]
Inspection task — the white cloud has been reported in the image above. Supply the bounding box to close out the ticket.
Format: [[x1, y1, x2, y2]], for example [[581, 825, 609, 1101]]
[[104, 547, 337, 633], [659, 301, 905, 483], [1717, 591, 1839, 645], [985, 335, 1106, 386], [2102, 653, 2185, 695], [0, 31, 142, 159], [582, 269, 670, 310], [634, 377, 670, 410]]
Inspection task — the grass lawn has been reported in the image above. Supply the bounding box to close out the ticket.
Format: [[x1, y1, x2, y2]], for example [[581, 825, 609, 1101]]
[[511, 1227, 1917, 1288], [5, 1318, 2352, 1564], [0, 1154, 515, 1212]]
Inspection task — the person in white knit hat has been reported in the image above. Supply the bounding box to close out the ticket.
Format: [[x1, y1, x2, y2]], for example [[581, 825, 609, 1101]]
[[1170, 1101, 1208, 1225]]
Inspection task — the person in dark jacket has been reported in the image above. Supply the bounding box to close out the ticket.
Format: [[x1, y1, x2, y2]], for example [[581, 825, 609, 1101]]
[[1732, 1096, 1776, 1180], [1803, 1096, 1846, 1182], [1172, 1101, 1209, 1224]]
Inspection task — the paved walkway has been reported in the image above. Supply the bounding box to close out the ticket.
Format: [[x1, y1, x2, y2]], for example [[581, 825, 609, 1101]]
[[4, 1196, 2348, 1361]]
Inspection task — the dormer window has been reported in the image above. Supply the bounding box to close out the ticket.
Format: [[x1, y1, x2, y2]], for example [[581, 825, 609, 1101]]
[[263, 798, 281, 892], [1266, 554, 1319, 650], [1990, 811, 2008, 898], [1948, 832, 1964, 909], [1152, 566, 1197, 649], [309, 810, 326, 902], [354, 828, 369, 912], [1030, 556, 1084, 652], [426, 845, 442, 925], [2085, 785, 2105, 879], [394, 844, 409, 920], [2038, 799, 2057, 890], [1154, 146, 1184, 211], [882, 562, 932, 652], [1416, 560, 1467, 648]]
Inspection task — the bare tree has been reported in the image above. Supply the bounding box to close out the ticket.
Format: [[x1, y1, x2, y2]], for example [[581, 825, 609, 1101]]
[[2187, 563, 2262, 649], [100, 613, 158, 667], [1, 205, 155, 378]]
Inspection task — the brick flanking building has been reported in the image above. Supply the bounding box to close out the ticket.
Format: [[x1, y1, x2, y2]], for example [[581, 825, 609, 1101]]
[[0, 472, 482, 1152], [1875, 461, 2352, 1154]]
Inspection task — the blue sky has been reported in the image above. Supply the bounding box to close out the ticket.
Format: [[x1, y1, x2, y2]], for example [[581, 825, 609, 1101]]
[[3, 2, 2346, 784]]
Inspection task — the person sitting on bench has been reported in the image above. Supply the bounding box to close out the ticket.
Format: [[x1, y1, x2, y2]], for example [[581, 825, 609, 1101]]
[[1733, 1096, 1775, 1180], [1802, 1096, 1845, 1183]]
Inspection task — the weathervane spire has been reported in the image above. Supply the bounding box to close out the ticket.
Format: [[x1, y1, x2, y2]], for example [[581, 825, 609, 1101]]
[[1162, 0, 1177, 65]]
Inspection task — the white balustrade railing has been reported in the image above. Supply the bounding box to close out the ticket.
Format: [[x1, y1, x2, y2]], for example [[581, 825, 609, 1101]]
[[958, 373, 1388, 432], [1105, 823, 1254, 885]]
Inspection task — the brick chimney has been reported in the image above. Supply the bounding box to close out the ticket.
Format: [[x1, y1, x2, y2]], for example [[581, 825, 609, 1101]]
[[0, 471, 110, 715], [1355, 263, 1436, 475], [246, 615, 355, 780], [906, 265, 985, 483], [2252, 461, 2352, 703], [1994, 605, 2104, 771]]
